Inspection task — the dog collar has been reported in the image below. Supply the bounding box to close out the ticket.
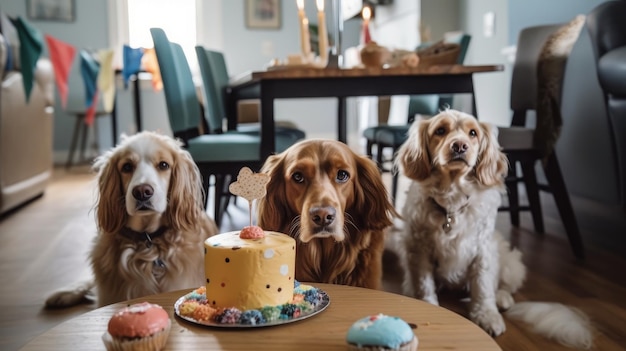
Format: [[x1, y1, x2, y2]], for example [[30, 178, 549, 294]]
[[429, 197, 469, 233], [119, 226, 168, 248], [119, 226, 168, 274]]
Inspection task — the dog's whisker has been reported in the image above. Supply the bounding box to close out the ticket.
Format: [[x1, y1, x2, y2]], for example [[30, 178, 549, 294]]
[[288, 216, 302, 240]]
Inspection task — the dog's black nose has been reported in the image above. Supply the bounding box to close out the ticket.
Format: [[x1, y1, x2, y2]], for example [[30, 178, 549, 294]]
[[310, 206, 336, 226], [451, 141, 469, 154], [132, 184, 154, 201]]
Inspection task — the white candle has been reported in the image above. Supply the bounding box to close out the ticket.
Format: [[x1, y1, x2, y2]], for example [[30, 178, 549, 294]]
[[302, 17, 312, 58], [317, 0, 328, 63], [297, 0, 310, 56]]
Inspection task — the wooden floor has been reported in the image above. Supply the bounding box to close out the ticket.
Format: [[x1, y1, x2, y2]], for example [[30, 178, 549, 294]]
[[1, 165, 625, 350]]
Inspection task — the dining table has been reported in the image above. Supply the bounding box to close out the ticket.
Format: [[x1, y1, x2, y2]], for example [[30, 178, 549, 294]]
[[20, 283, 501, 350], [227, 64, 504, 159]]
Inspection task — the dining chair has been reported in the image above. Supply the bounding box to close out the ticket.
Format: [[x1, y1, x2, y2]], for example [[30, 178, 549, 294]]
[[150, 28, 299, 226], [363, 34, 471, 204], [194, 46, 305, 152], [497, 22, 585, 259]]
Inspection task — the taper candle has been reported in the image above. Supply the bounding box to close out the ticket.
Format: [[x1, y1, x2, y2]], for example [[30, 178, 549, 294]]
[[297, 0, 310, 56], [362, 6, 372, 44], [316, 0, 328, 63], [302, 17, 312, 58]]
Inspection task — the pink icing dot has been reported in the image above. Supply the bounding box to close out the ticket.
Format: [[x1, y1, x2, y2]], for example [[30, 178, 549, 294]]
[[240, 226, 265, 239]]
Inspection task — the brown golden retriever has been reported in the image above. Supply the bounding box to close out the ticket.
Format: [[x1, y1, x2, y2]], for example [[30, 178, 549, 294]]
[[258, 139, 398, 289], [46, 131, 217, 307]]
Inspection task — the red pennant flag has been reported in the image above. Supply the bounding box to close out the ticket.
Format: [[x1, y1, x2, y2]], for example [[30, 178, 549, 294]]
[[45, 35, 76, 109], [85, 90, 99, 126]]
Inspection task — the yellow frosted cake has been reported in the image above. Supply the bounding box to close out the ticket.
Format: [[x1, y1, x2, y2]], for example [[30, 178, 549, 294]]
[[204, 230, 296, 311]]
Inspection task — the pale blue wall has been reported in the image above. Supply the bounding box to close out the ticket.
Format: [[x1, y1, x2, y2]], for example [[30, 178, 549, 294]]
[[1, 0, 113, 162]]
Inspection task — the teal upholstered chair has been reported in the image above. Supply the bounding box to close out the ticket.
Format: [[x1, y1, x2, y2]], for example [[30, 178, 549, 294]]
[[194, 46, 305, 153], [150, 28, 299, 226], [364, 34, 471, 203]]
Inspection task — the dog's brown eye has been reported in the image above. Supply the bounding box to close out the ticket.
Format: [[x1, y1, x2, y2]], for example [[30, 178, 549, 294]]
[[435, 127, 446, 135], [158, 161, 170, 170], [121, 162, 134, 173], [336, 170, 350, 183], [469, 129, 477, 137], [292, 172, 304, 183]]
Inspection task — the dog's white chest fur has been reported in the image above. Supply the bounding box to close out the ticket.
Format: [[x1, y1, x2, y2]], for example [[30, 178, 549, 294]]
[[403, 182, 501, 286]]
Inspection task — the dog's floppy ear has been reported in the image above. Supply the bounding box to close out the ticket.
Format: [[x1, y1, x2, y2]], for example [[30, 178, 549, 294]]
[[257, 153, 291, 231], [353, 154, 399, 231], [94, 150, 126, 234], [396, 117, 431, 181], [475, 122, 508, 187], [168, 143, 204, 232]]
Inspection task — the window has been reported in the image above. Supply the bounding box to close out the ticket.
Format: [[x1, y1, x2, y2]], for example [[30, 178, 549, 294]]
[[111, 0, 200, 71]]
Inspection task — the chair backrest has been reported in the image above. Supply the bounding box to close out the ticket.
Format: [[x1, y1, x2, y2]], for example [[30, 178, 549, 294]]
[[586, 0, 626, 60], [150, 28, 202, 139], [195, 46, 227, 133], [510, 24, 562, 112]]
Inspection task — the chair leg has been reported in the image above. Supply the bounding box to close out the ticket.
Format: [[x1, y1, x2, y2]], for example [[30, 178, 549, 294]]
[[214, 174, 225, 227], [65, 116, 82, 169], [79, 122, 89, 163], [366, 140, 374, 158], [506, 160, 521, 227], [520, 160, 545, 233], [542, 153, 585, 260], [376, 144, 385, 172], [201, 173, 211, 210]]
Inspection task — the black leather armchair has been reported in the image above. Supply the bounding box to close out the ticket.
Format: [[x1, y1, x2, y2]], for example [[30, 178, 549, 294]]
[[587, 0, 626, 208]]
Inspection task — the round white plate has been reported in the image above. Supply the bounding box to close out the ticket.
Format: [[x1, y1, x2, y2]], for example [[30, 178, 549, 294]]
[[174, 288, 330, 328]]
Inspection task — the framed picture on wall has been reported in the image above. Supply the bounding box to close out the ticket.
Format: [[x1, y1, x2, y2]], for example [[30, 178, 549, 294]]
[[27, 0, 75, 22], [245, 0, 281, 29]]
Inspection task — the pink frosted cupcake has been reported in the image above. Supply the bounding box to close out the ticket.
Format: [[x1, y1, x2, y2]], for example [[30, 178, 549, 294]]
[[102, 302, 171, 351]]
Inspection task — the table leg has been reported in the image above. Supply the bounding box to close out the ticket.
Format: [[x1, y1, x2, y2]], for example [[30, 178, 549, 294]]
[[260, 88, 276, 159], [338, 96, 347, 143], [133, 75, 142, 132]]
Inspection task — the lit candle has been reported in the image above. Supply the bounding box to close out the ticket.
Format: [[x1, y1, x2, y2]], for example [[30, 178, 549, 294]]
[[362, 6, 372, 44], [317, 0, 328, 63], [302, 17, 312, 58], [297, 0, 311, 57]]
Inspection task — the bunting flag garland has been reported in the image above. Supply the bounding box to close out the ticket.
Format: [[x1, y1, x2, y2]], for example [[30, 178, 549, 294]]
[[97, 49, 116, 113], [44, 35, 75, 109], [79, 50, 100, 125], [9, 16, 43, 102], [123, 44, 144, 89], [141, 48, 163, 91]]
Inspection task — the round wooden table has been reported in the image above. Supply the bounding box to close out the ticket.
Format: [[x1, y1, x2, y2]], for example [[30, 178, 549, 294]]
[[21, 284, 501, 350]]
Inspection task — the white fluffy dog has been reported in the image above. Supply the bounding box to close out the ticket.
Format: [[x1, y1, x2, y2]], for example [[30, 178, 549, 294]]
[[395, 110, 592, 349]]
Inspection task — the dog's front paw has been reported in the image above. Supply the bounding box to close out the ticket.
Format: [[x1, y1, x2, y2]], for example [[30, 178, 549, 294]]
[[44, 281, 95, 308], [421, 293, 440, 306], [496, 289, 514, 310], [471, 309, 506, 336]]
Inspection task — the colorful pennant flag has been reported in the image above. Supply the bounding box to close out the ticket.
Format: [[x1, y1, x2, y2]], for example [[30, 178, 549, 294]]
[[80, 50, 100, 125], [141, 48, 163, 91], [9, 16, 43, 102], [44, 35, 75, 109], [97, 49, 115, 113], [123, 45, 144, 89]]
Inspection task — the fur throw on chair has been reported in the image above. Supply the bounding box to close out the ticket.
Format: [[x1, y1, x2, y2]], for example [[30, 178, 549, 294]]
[[534, 15, 586, 161]]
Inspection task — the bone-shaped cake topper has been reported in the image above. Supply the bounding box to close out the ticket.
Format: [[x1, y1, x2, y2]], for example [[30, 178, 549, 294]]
[[229, 167, 270, 227]]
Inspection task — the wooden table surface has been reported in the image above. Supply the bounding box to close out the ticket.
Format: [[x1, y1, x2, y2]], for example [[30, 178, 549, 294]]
[[21, 284, 501, 350]]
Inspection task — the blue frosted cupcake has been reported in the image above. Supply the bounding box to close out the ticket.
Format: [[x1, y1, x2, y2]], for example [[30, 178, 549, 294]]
[[346, 314, 418, 351]]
